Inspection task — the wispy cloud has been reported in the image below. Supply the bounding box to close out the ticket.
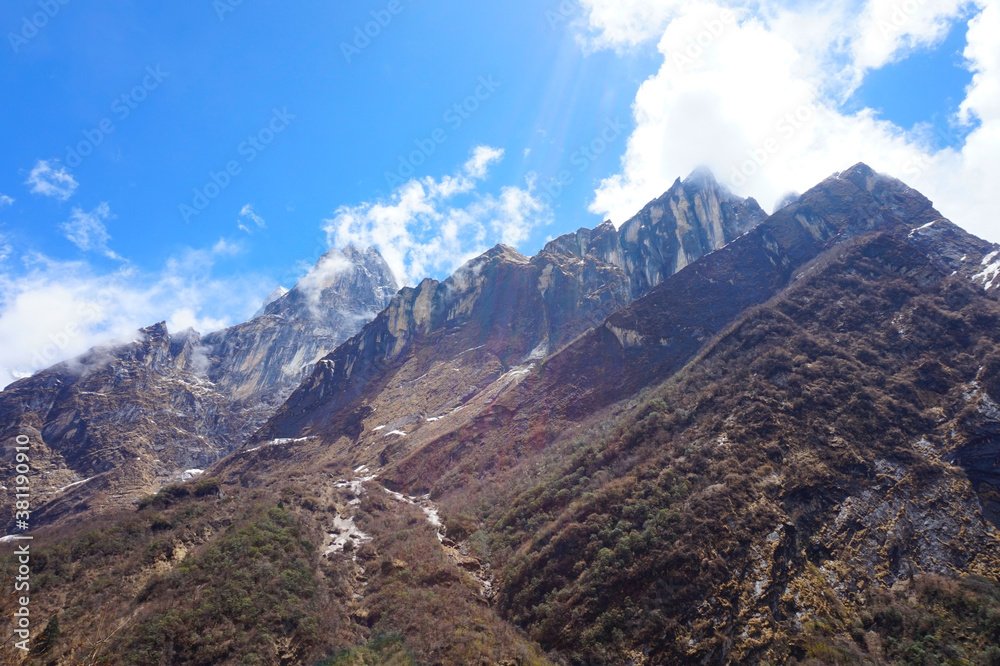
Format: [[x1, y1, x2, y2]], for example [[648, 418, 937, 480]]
[[0, 195, 14, 207], [26, 160, 79, 201], [0, 241, 271, 389], [60, 203, 123, 260], [238, 204, 267, 234], [323, 146, 550, 285], [0, 233, 12, 265]]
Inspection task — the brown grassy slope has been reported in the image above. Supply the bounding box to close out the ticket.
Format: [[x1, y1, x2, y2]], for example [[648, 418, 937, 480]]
[[0, 468, 551, 665], [413, 232, 1000, 664]]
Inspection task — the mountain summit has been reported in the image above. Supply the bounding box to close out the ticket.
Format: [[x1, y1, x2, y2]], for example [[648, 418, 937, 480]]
[[0, 245, 398, 524]]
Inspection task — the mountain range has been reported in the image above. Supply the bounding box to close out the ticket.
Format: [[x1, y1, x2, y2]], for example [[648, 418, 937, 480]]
[[3, 164, 1000, 665]]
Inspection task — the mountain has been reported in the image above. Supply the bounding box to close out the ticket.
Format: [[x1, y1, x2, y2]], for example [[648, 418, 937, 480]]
[[543, 168, 765, 299], [201, 245, 398, 405], [242, 173, 765, 466], [0, 246, 397, 527], [5, 165, 1000, 665]]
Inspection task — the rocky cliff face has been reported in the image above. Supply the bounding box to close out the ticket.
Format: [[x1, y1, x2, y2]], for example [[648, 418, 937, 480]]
[[202, 245, 398, 405], [544, 168, 765, 299], [245, 171, 765, 465], [0, 246, 397, 526]]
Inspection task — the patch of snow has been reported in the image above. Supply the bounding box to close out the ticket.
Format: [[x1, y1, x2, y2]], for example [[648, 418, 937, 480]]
[[325, 514, 372, 555], [269, 437, 310, 446], [526, 340, 549, 362], [372, 425, 386, 432], [242, 437, 311, 454], [382, 488, 445, 542], [457, 345, 487, 358], [181, 469, 204, 481], [973, 258, 1000, 290], [1, 535, 23, 543], [426, 416, 442, 422], [501, 364, 535, 380], [335, 473, 378, 497], [384, 430, 407, 437], [353, 464, 369, 474], [57, 477, 95, 493], [983, 250, 999, 265]]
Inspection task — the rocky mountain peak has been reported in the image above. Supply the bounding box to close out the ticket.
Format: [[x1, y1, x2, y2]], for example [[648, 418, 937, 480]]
[[543, 167, 767, 299], [261, 245, 398, 326], [139, 321, 170, 343]]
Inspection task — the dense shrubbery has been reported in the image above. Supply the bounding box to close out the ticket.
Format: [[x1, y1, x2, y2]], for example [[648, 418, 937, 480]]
[[319, 632, 414, 665], [119, 504, 325, 665], [473, 242, 1000, 663], [789, 574, 1000, 665]]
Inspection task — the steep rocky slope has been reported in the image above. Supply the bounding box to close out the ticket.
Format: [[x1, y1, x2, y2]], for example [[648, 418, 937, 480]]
[[480, 230, 1000, 663], [240, 171, 764, 473], [376, 164, 998, 495], [211, 164, 1000, 663], [0, 246, 397, 527], [202, 245, 398, 405]]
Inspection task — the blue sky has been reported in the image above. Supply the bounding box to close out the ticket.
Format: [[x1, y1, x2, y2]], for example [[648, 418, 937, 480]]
[[1, 0, 657, 286], [1, 0, 996, 386]]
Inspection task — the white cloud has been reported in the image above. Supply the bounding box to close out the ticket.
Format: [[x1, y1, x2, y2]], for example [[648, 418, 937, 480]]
[[60, 203, 123, 260], [26, 160, 79, 201], [851, 0, 972, 77], [0, 195, 13, 207], [580, 0, 1000, 244], [464, 145, 506, 179], [238, 204, 267, 234], [323, 146, 550, 285], [0, 243, 270, 389], [295, 251, 354, 314], [578, 0, 683, 48], [211, 238, 244, 256]]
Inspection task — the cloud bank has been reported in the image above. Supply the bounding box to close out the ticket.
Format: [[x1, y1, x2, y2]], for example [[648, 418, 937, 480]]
[[0, 243, 267, 389], [578, 0, 1000, 244]]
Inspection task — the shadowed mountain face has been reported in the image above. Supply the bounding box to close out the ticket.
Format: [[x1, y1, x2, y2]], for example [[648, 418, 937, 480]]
[[0, 246, 397, 526], [6, 165, 1000, 666]]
